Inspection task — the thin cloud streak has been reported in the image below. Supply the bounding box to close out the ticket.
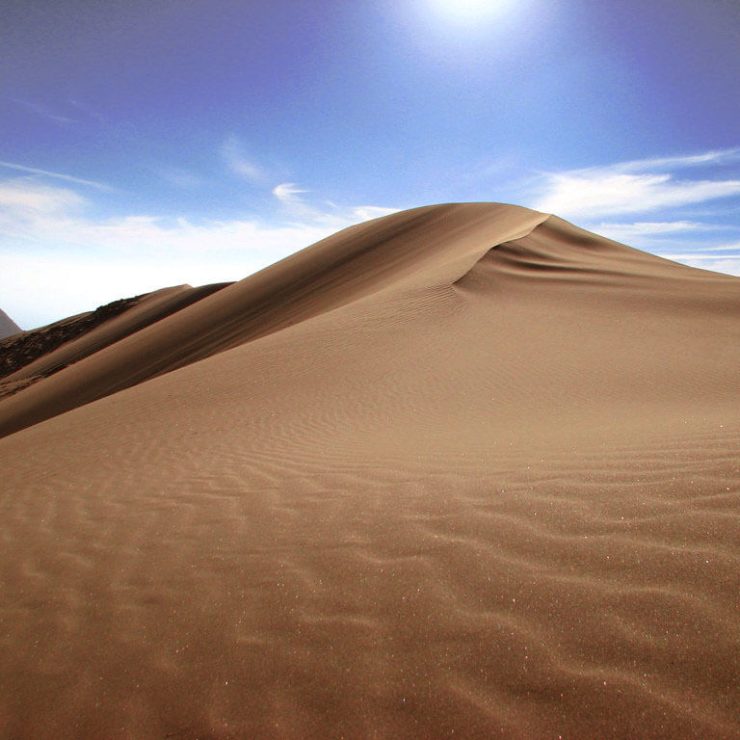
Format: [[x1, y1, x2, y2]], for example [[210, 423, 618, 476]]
[[660, 253, 740, 260], [594, 220, 707, 237], [533, 147, 740, 219], [590, 220, 730, 245], [11, 98, 75, 126], [220, 135, 265, 183], [664, 255, 740, 277], [614, 147, 740, 173], [0, 160, 113, 191], [697, 242, 740, 252]]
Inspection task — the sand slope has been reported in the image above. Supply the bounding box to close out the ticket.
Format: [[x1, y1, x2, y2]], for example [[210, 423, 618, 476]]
[[0, 283, 229, 404], [0, 203, 738, 738], [0, 204, 543, 438]]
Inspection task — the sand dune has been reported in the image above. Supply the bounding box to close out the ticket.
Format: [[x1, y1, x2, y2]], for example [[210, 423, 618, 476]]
[[0, 204, 542, 438], [0, 203, 738, 738], [0, 283, 229, 403]]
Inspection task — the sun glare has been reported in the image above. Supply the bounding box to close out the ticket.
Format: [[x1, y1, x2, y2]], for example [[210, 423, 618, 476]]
[[429, 0, 511, 22]]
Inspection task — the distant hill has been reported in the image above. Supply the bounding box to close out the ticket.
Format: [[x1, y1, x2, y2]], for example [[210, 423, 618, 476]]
[[0, 308, 20, 340]]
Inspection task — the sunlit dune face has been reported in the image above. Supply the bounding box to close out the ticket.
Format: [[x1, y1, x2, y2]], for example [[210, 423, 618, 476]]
[[429, 0, 511, 22]]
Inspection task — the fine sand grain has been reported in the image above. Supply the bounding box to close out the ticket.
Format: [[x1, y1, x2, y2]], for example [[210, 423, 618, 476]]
[[0, 204, 738, 738]]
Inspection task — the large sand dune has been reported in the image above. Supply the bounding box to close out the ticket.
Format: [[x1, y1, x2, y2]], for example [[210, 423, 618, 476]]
[[0, 203, 738, 738]]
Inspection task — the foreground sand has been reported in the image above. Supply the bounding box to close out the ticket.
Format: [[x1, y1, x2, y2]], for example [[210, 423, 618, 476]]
[[0, 204, 738, 737]]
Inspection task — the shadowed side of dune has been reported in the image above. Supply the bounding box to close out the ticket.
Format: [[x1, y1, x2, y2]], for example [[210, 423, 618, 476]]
[[0, 283, 230, 397], [1, 297, 144, 381]]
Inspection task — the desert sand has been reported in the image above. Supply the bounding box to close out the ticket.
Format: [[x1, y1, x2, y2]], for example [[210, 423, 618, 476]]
[[0, 282, 230, 403], [0, 203, 738, 738]]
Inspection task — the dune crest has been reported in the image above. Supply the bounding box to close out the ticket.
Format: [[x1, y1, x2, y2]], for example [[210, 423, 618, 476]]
[[0, 203, 738, 738]]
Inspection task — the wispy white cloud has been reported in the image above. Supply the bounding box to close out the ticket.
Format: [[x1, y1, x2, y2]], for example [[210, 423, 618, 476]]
[[273, 187, 400, 226], [0, 178, 398, 327], [696, 241, 740, 252], [595, 220, 704, 236], [590, 220, 726, 244], [0, 180, 87, 215], [156, 166, 205, 189], [11, 98, 75, 126], [272, 182, 308, 205], [660, 252, 740, 260], [533, 148, 740, 219], [614, 147, 740, 173], [350, 206, 400, 221], [220, 135, 265, 183], [0, 160, 113, 191], [67, 98, 107, 123], [664, 255, 740, 277], [656, 240, 740, 261], [535, 172, 740, 219]]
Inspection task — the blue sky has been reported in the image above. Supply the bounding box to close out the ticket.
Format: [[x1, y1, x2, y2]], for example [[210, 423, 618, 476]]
[[2, 0, 739, 328]]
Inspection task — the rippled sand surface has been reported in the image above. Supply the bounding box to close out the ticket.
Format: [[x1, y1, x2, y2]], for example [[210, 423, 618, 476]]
[[1, 204, 738, 738]]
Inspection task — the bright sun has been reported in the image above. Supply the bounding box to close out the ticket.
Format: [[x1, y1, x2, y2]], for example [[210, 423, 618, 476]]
[[429, 0, 510, 21]]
